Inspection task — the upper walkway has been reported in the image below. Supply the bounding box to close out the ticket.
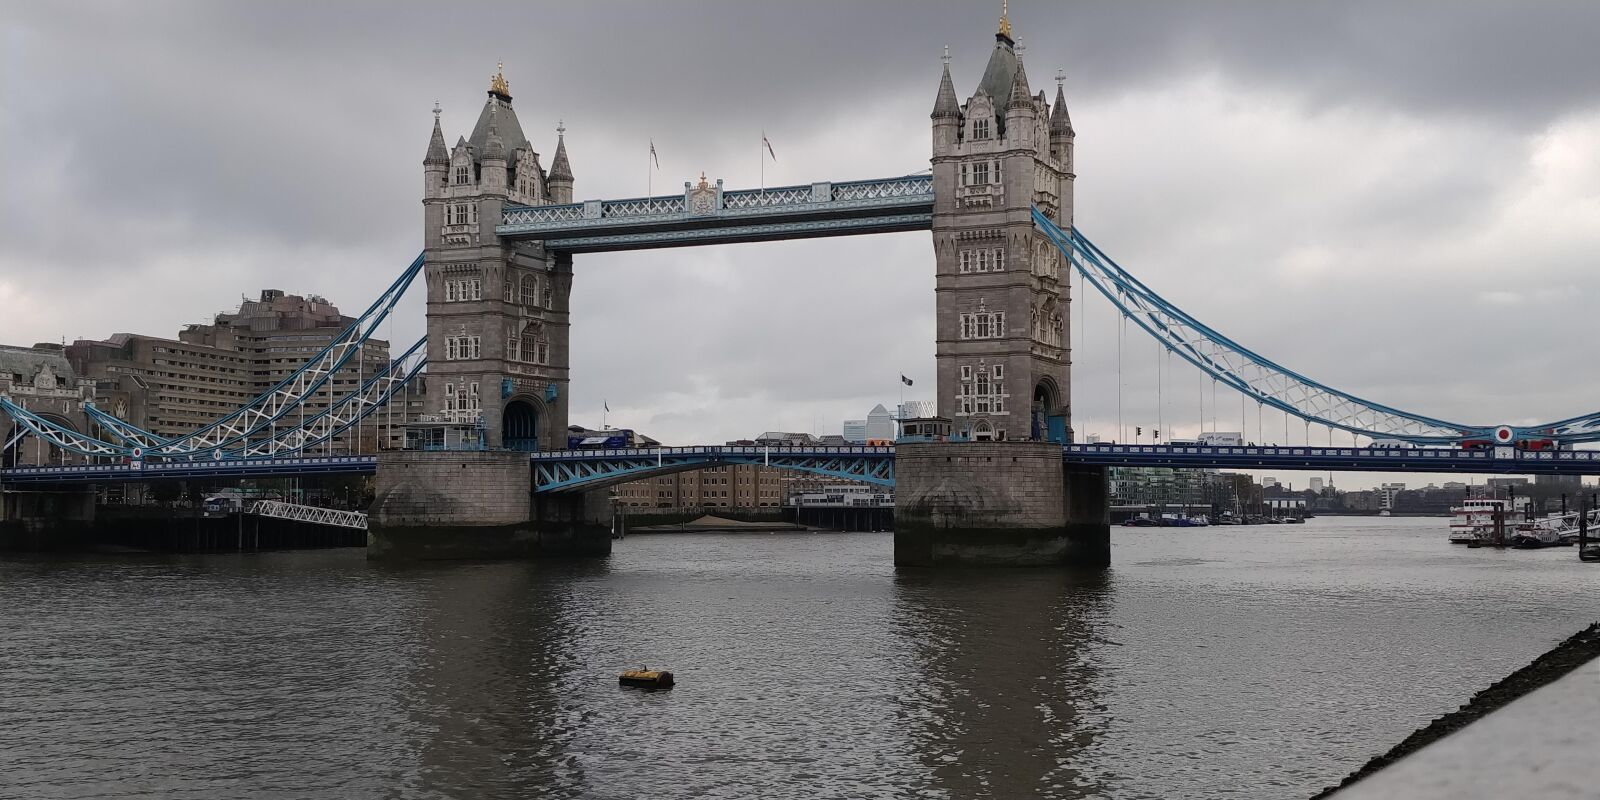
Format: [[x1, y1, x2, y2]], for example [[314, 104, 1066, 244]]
[[496, 175, 934, 252]]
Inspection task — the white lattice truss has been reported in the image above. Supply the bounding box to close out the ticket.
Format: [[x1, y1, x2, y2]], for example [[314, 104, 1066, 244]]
[[2, 254, 424, 460], [224, 338, 426, 457], [722, 187, 812, 209], [0, 396, 130, 457], [1032, 210, 1487, 444], [83, 254, 424, 457], [602, 197, 686, 216], [248, 500, 368, 531]]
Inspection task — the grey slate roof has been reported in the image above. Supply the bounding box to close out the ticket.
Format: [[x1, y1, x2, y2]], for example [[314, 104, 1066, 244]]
[[548, 133, 573, 182], [0, 345, 74, 384], [424, 116, 449, 165], [1051, 83, 1073, 133], [976, 38, 1018, 119], [931, 62, 961, 119], [468, 95, 529, 169]]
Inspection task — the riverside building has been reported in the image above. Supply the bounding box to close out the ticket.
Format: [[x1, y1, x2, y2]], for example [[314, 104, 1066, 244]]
[[67, 289, 412, 450]]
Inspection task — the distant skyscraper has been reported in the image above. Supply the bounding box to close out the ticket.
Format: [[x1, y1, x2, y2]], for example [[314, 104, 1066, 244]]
[[898, 400, 936, 420], [842, 419, 867, 443], [865, 404, 895, 441]]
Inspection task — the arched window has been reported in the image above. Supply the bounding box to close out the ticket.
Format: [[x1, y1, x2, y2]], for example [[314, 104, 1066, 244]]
[[520, 274, 537, 307]]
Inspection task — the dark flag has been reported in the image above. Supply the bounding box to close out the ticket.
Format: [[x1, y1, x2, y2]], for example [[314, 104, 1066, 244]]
[[900, 375, 914, 386]]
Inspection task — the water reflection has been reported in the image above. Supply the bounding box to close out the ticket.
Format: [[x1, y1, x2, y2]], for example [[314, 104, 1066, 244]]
[[386, 560, 610, 799], [892, 569, 1114, 798], [5, 522, 1600, 799]]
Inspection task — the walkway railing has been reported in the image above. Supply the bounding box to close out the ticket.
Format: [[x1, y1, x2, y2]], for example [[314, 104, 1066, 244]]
[[247, 500, 368, 531]]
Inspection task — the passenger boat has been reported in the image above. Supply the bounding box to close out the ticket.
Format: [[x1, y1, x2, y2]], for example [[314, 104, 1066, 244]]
[[1448, 498, 1513, 545], [1509, 522, 1563, 549]]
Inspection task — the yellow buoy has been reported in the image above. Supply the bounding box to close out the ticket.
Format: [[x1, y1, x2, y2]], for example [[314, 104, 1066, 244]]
[[619, 668, 674, 690]]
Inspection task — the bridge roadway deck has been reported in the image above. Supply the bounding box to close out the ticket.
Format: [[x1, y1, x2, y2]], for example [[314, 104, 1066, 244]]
[[0, 455, 376, 485], [6, 443, 1600, 488]]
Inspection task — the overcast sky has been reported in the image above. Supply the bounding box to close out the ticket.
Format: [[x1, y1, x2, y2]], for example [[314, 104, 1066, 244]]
[[5, 1, 1600, 489]]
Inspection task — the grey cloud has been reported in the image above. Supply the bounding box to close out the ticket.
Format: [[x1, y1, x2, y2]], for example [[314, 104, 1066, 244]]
[[4, 0, 1600, 481]]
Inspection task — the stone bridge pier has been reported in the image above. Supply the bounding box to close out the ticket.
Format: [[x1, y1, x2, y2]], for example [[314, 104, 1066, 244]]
[[893, 442, 1110, 567], [367, 451, 610, 560]]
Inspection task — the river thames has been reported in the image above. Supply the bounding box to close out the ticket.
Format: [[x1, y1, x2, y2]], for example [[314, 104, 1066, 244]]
[[2, 516, 1595, 799]]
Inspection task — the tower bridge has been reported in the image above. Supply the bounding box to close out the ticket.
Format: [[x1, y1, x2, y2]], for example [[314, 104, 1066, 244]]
[[5, 7, 1597, 564]]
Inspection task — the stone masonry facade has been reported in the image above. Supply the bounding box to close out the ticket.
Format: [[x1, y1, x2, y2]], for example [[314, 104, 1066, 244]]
[[930, 14, 1075, 443], [422, 67, 574, 450]]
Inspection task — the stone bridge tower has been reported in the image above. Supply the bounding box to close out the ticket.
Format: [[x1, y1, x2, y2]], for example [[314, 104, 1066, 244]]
[[421, 66, 574, 450], [930, 8, 1074, 443]]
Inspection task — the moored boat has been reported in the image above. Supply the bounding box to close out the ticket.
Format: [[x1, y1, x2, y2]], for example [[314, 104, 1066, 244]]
[[1448, 498, 1512, 546]]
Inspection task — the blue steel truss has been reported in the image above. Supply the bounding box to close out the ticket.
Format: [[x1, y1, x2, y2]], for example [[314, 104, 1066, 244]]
[[80, 252, 425, 456], [1034, 210, 1501, 445], [221, 337, 426, 458], [1063, 442, 1600, 475], [498, 175, 934, 252], [531, 446, 895, 493]]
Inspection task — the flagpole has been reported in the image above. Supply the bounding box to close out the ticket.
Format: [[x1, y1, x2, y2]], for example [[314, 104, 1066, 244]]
[[759, 133, 764, 193]]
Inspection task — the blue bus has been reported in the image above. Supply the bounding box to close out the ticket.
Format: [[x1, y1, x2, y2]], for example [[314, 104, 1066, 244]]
[[568, 429, 636, 450]]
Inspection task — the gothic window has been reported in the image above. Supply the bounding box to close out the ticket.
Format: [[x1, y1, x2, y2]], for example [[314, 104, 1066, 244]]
[[973, 119, 990, 140], [445, 281, 457, 302], [454, 165, 470, 185], [444, 335, 480, 360], [471, 279, 482, 300], [450, 203, 469, 225], [959, 250, 971, 273], [976, 314, 991, 339], [444, 383, 456, 411], [503, 281, 514, 303], [955, 363, 1008, 416], [520, 275, 537, 307], [971, 161, 990, 185]]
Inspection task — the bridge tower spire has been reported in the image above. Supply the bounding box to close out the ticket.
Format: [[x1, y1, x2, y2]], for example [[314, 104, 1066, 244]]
[[420, 65, 572, 451], [930, 8, 1073, 443]]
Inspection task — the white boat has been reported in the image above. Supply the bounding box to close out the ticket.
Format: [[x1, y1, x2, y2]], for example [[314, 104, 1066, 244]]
[[1448, 498, 1514, 545]]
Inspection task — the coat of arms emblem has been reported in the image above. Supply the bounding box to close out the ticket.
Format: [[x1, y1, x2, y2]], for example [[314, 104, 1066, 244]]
[[689, 172, 717, 215]]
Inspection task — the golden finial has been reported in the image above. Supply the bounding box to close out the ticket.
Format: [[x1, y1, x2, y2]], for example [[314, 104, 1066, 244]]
[[998, 0, 1012, 40], [489, 61, 511, 98]]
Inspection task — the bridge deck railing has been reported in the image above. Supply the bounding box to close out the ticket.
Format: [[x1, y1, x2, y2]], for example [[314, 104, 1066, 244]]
[[498, 175, 935, 238]]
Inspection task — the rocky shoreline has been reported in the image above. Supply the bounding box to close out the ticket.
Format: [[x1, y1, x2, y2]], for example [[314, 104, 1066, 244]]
[[1310, 621, 1600, 798]]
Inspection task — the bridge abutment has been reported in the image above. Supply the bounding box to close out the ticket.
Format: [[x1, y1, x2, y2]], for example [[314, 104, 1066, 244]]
[[367, 451, 610, 560], [894, 442, 1109, 568], [0, 487, 97, 550]]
